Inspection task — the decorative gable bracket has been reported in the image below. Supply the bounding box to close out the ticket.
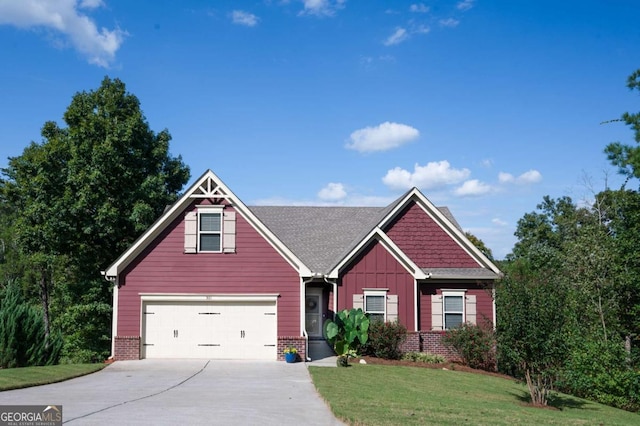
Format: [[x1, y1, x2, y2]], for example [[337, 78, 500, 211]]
[[190, 175, 230, 199]]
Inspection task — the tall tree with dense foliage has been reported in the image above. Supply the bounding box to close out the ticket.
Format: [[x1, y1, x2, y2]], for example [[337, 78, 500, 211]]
[[497, 257, 571, 406], [0, 77, 190, 362], [604, 69, 640, 180]]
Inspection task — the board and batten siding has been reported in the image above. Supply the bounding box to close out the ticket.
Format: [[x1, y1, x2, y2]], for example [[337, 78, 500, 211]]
[[338, 240, 415, 330], [117, 203, 301, 338], [419, 282, 494, 330], [384, 201, 479, 268]]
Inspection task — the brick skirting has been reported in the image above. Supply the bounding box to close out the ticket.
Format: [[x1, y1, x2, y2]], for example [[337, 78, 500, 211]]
[[400, 331, 458, 360], [114, 336, 140, 360], [278, 336, 306, 362], [114, 335, 308, 361]]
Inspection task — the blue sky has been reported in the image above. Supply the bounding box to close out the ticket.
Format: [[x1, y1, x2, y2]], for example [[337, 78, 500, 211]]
[[0, 0, 638, 259]]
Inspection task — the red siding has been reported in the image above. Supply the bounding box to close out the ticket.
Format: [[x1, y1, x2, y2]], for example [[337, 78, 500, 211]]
[[419, 282, 494, 330], [117, 202, 300, 337], [384, 201, 479, 268], [338, 240, 415, 330]]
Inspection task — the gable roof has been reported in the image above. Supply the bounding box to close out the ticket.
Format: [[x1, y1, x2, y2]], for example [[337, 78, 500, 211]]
[[104, 170, 501, 281], [317, 187, 501, 279], [103, 170, 312, 279], [249, 200, 467, 276]]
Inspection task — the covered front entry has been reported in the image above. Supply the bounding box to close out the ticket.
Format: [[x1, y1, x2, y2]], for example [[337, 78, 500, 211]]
[[305, 287, 324, 338], [306, 286, 337, 361], [141, 296, 277, 359]]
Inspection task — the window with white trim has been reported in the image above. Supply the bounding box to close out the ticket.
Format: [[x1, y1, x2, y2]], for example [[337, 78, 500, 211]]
[[364, 290, 386, 323], [198, 209, 222, 252], [442, 291, 464, 329]]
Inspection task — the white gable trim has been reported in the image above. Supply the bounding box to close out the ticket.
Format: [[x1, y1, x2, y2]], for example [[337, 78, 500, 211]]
[[327, 228, 428, 280], [104, 170, 311, 278], [380, 188, 502, 276]]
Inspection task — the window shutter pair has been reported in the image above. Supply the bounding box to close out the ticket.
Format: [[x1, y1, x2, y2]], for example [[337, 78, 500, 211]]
[[431, 293, 476, 330], [352, 293, 398, 322], [183, 210, 236, 253]]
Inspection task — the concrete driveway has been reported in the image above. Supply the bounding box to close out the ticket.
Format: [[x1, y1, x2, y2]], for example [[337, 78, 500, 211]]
[[0, 360, 344, 425]]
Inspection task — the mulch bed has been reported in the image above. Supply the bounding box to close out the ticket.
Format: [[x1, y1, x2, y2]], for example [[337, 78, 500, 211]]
[[351, 356, 516, 381]]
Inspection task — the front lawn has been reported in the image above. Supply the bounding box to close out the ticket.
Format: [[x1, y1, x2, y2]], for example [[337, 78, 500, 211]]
[[309, 364, 639, 425], [0, 364, 105, 391]]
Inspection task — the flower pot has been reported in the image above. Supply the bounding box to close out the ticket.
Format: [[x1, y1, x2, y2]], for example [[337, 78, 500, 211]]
[[285, 352, 297, 363]]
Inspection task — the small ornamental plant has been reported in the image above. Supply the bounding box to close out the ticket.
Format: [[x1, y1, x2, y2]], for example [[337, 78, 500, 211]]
[[284, 346, 297, 354]]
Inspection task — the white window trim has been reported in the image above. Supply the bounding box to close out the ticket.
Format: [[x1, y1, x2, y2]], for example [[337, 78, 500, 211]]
[[364, 289, 387, 322], [197, 206, 224, 253], [442, 290, 466, 330]]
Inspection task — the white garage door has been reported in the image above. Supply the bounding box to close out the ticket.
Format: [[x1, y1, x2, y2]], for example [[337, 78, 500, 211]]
[[142, 300, 277, 359]]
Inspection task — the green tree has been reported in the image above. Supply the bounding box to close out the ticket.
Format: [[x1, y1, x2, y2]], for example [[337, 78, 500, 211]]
[[0, 77, 190, 361], [0, 281, 62, 368], [496, 260, 570, 406], [600, 189, 640, 354], [604, 69, 640, 180], [508, 195, 580, 267]]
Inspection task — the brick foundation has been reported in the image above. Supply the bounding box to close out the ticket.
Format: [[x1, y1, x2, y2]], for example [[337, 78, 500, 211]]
[[399, 331, 458, 360], [278, 336, 306, 362], [114, 336, 141, 360], [114, 335, 308, 361]]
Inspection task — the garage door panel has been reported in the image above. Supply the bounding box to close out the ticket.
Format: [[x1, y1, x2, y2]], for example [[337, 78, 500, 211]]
[[142, 300, 277, 360]]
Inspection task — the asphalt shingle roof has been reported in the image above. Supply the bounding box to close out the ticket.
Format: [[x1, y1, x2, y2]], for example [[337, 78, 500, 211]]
[[248, 201, 466, 275]]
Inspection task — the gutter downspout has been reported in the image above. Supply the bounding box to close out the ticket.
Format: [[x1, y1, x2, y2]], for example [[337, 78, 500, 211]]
[[101, 271, 117, 360], [492, 283, 497, 330]]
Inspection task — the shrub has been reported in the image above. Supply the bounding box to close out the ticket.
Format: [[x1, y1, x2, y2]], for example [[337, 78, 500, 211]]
[[325, 308, 370, 366], [0, 282, 62, 368], [402, 351, 446, 364], [441, 322, 496, 371], [558, 339, 640, 412], [362, 320, 407, 360]]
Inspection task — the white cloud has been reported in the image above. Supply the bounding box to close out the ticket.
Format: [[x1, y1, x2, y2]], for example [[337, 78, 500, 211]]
[[318, 183, 347, 201], [231, 10, 259, 27], [518, 169, 543, 184], [439, 18, 460, 28], [498, 172, 514, 183], [0, 0, 125, 67], [299, 0, 346, 17], [382, 160, 471, 191], [499, 169, 543, 185], [409, 3, 429, 13], [454, 179, 493, 197], [492, 218, 508, 226], [383, 27, 408, 46], [79, 0, 104, 9], [346, 122, 419, 153], [457, 0, 474, 11]]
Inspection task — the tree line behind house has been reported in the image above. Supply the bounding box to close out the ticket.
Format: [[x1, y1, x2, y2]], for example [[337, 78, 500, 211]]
[[1, 71, 640, 412]]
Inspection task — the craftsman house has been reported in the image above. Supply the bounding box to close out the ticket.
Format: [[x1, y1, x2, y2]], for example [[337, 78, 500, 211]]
[[103, 170, 501, 361]]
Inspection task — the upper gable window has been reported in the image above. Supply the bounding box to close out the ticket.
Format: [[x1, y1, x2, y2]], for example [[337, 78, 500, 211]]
[[184, 206, 236, 254], [199, 211, 222, 252]]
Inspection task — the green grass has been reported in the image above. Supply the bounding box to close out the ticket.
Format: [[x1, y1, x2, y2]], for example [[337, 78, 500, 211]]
[[309, 364, 640, 425], [0, 363, 105, 391]]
